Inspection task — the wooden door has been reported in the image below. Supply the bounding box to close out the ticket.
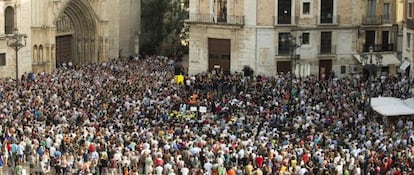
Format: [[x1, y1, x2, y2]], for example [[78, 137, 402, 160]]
[[277, 61, 292, 74], [56, 35, 73, 67], [208, 38, 231, 73]]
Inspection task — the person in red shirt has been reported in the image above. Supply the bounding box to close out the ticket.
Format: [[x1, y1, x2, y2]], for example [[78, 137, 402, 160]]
[[302, 151, 309, 165], [154, 155, 163, 167], [255, 154, 264, 168], [393, 167, 401, 175]]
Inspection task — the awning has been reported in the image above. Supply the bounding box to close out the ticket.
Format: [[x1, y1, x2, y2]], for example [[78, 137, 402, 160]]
[[353, 54, 363, 63], [403, 98, 414, 109], [400, 61, 410, 71], [353, 53, 401, 66], [382, 54, 402, 65], [371, 97, 414, 116]]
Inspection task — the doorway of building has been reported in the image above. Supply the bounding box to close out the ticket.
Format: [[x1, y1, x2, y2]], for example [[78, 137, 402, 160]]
[[319, 59, 332, 80], [277, 60, 292, 74], [55, 0, 99, 67], [56, 35, 73, 67], [208, 38, 231, 73], [382, 31, 390, 51], [365, 30, 376, 51]]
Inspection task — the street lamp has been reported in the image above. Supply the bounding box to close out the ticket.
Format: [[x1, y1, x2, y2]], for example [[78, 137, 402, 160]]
[[6, 29, 28, 85], [360, 45, 383, 118], [281, 33, 302, 77]]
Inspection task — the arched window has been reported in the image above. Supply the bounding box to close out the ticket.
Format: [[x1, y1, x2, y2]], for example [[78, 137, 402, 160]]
[[5, 6, 14, 34], [33, 45, 38, 63], [39, 45, 43, 62]]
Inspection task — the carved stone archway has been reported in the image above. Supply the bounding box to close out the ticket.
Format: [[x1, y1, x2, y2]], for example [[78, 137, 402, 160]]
[[55, 0, 99, 66]]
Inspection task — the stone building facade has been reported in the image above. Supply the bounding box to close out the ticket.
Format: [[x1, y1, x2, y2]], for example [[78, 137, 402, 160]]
[[403, 0, 414, 76], [186, 0, 402, 78], [0, 0, 140, 79]]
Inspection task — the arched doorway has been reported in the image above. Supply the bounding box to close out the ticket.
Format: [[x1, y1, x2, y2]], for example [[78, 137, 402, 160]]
[[55, 0, 98, 67]]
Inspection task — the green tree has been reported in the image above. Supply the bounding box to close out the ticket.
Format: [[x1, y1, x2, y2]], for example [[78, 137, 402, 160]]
[[141, 0, 189, 58]]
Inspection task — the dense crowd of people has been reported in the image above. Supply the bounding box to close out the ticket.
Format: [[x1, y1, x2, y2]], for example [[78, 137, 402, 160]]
[[0, 56, 414, 175]]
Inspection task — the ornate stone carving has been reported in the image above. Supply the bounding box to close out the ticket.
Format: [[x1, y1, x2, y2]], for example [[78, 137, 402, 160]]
[[56, 13, 73, 33]]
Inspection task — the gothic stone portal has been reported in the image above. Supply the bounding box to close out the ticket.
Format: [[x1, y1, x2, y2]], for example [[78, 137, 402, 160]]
[[55, 0, 99, 67]]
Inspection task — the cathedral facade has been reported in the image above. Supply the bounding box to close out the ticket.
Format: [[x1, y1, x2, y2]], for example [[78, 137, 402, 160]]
[[0, 0, 140, 79]]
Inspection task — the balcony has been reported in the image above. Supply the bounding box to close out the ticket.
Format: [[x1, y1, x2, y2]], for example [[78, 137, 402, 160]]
[[316, 15, 339, 25], [273, 16, 297, 26], [382, 15, 393, 24], [186, 13, 244, 25], [363, 43, 395, 52], [362, 15, 382, 25], [318, 45, 336, 55]]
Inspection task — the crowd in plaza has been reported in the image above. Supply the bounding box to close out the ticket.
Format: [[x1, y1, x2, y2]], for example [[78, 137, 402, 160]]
[[0, 56, 414, 175]]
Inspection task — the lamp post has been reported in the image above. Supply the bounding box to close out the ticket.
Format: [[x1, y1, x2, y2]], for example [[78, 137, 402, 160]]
[[6, 29, 28, 86], [360, 45, 383, 118], [281, 33, 302, 77]]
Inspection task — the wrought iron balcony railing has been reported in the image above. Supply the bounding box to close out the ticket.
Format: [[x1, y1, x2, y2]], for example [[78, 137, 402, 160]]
[[186, 13, 244, 25]]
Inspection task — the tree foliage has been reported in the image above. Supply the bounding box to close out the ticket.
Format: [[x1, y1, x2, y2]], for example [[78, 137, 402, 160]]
[[141, 0, 189, 58]]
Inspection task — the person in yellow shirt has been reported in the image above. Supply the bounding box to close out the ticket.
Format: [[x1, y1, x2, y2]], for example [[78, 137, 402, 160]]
[[280, 164, 288, 174], [245, 162, 253, 175], [175, 74, 184, 85], [291, 156, 297, 171]]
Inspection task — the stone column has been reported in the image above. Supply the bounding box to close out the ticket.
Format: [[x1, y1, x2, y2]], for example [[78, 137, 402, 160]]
[[84, 38, 89, 63], [51, 45, 55, 72], [91, 38, 95, 62], [98, 37, 103, 62], [77, 37, 84, 64], [104, 38, 109, 61]]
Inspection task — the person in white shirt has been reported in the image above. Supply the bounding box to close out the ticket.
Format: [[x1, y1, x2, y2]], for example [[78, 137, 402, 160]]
[[180, 166, 190, 175], [298, 165, 308, 175], [204, 160, 213, 175], [353, 164, 361, 175], [154, 165, 163, 175], [335, 162, 344, 175], [167, 168, 176, 175]]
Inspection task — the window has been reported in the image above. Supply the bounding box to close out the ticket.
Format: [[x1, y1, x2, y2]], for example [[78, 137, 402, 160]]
[[278, 0, 292, 24], [340, 66, 346, 74], [320, 0, 333, 23], [39, 45, 44, 62], [214, 0, 227, 22], [367, 0, 376, 17], [409, 3, 413, 18], [303, 2, 310, 15], [383, 3, 390, 22], [33, 45, 38, 63], [278, 33, 290, 55], [5, 6, 14, 34], [0, 53, 5, 66], [408, 33, 411, 49], [302, 32, 310, 45], [320, 32, 332, 54]]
